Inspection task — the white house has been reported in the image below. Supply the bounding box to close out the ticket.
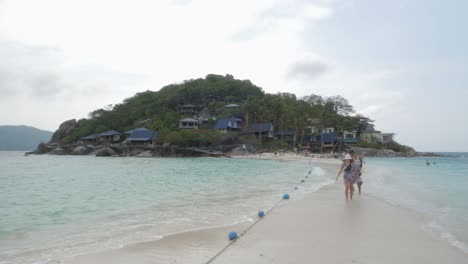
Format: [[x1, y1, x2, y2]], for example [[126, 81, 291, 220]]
[[360, 132, 395, 144], [343, 131, 357, 144], [309, 126, 335, 134], [179, 118, 199, 129]]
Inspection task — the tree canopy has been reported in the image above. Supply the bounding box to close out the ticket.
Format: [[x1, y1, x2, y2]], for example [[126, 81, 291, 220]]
[[64, 74, 374, 148]]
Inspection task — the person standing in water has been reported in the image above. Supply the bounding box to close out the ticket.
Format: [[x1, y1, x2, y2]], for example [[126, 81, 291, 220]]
[[358, 154, 365, 169], [336, 154, 355, 200], [350, 150, 363, 194]]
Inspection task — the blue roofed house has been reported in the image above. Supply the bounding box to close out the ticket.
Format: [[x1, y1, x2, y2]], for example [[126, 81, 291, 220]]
[[124, 127, 149, 135], [247, 123, 274, 138], [125, 129, 158, 146], [79, 134, 98, 144], [215, 118, 242, 133], [309, 132, 338, 151], [99, 130, 122, 143]]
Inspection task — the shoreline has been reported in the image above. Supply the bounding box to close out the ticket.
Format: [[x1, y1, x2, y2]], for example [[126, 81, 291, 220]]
[[63, 160, 468, 264]]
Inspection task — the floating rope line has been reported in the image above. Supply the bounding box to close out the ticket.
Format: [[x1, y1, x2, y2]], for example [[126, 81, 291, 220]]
[[204, 169, 311, 264]]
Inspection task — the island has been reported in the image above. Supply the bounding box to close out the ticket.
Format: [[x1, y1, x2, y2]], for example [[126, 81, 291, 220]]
[[28, 74, 434, 158]]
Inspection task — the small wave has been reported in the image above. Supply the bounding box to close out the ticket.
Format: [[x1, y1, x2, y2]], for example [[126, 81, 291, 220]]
[[309, 166, 326, 177], [422, 220, 468, 254]]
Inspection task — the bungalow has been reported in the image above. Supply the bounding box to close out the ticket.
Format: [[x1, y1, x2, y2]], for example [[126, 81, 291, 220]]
[[274, 130, 296, 140], [224, 104, 240, 108], [124, 127, 149, 135], [125, 129, 158, 146], [380, 133, 396, 143], [310, 132, 338, 149], [247, 123, 274, 138], [179, 118, 199, 129], [179, 104, 197, 115], [99, 130, 122, 143], [198, 108, 214, 123], [360, 131, 396, 144], [215, 118, 242, 133], [204, 95, 221, 104], [79, 134, 98, 144], [309, 126, 335, 135], [342, 131, 358, 144]]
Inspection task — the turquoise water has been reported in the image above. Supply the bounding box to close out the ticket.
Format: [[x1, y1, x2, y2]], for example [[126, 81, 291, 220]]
[[364, 154, 468, 253], [0, 152, 330, 264], [2, 152, 468, 263]]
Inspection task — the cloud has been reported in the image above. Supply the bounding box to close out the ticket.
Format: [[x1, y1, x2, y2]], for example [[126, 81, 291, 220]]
[[0, 40, 147, 100], [0, 39, 150, 131], [232, 0, 334, 41], [286, 59, 329, 80]]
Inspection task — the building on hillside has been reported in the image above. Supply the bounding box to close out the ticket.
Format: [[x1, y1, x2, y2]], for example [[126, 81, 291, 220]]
[[247, 123, 274, 138], [124, 127, 149, 136], [124, 129, 158, 146], [179, 118, 199, 129], [215, 118, 242, 133], [309, 132, 339, 152], [274, 130, 296, 140], [359, 123, 395, 144], [198, 108, 214, 123], [380, 133, 396, 143], [79, 134, 98, 144], [99, 130, 122, 143], [342, 131, 358, 144], [360, 131, 396, 144], [179, 104, 197, 115], [309, 126, 335, 135], [224, 104, 240, 108], [204, 95, 221, 104]]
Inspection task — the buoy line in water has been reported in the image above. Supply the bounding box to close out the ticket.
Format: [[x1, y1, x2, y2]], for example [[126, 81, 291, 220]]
[[204, 169, 313, 264]]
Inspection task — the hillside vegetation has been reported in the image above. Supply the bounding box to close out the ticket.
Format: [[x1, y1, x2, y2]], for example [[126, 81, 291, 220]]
[[64, 74, 374, 147]]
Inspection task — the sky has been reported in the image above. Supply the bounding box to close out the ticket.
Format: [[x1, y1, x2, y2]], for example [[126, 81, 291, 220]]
[[0, 0, 467, 152]]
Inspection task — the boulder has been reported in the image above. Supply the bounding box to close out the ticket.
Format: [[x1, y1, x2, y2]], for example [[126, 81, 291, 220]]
[[50, 119, 78, 143], [95, 147, 118, 157], [49, 148, 67, 155], [352, 147, 406, 157], [71, 146, 89, 155], [35, 142, 51, 154], [229, 144, 255, 155], [129, 148, 144, 156]]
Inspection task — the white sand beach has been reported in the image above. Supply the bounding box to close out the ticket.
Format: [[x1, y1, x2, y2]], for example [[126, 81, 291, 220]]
[[64, 160, 468, 264], [232, 152, 342, 163]]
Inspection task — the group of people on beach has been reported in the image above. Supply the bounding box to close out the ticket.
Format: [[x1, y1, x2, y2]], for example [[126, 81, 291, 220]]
[[336, 150, 365, 200]]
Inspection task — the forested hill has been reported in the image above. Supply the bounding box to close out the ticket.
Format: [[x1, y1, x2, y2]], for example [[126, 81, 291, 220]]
[[64, 74, 372, 145], [0, 125, 53, 150]]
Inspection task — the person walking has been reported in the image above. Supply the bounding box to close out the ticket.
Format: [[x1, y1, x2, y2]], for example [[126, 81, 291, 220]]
[[336, 154, 355, 200], [349, 150, 363, 194]]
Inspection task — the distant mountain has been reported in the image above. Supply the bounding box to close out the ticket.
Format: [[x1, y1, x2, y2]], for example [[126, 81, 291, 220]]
[[0, 125, 53, 151]]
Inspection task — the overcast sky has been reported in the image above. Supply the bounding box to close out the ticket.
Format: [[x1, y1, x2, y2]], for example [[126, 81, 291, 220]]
[[0, 0, 467, 152]]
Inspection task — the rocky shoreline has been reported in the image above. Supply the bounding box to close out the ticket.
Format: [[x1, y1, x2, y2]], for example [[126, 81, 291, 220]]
[[351, 147, 439, 158], [27, 119, 439, 158]]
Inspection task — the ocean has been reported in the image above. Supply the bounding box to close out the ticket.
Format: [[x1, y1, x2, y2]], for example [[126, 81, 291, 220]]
[[0, 152, 331, 264], [364, 153, 468, 254], [1, 152, 467, 263]]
